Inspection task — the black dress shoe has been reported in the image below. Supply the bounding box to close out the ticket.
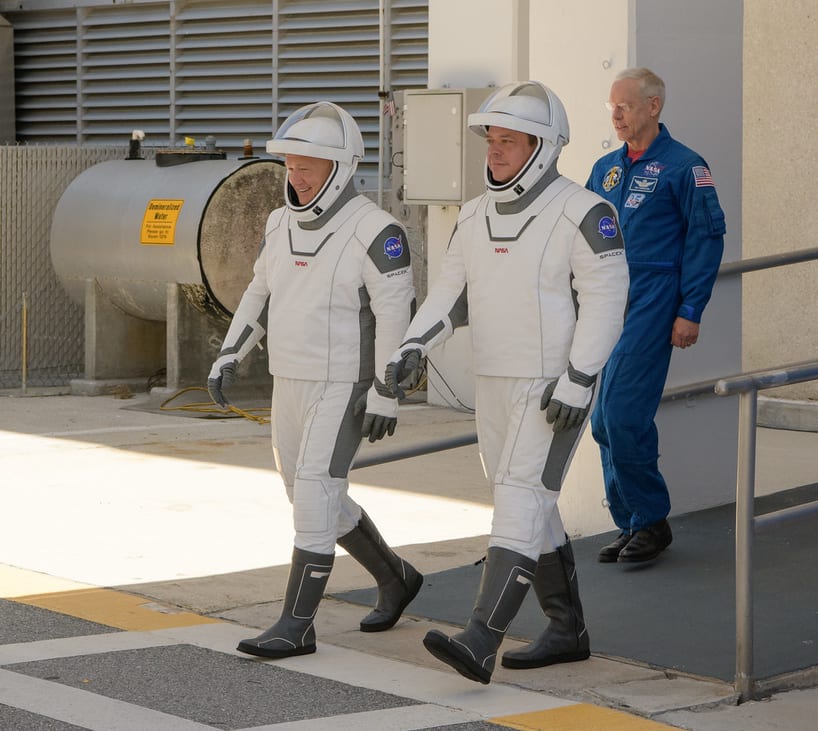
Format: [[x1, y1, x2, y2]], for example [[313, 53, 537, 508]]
[[617, 520, 672, 563], [598, 532, 632, 563]]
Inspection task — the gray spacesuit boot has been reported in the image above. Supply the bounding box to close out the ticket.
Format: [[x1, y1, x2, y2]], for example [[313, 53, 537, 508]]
[[501, 540, 590, 669], [423, 546, 536, 684], [337, 510, 423, 632], [236, 547, 333, 659]]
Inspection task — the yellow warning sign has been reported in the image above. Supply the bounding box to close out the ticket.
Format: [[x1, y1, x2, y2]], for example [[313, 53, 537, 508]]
[[140, 199, 184, 245]]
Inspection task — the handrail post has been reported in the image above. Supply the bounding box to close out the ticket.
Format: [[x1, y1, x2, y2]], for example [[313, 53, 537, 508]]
[[735, 388, 757, 701]]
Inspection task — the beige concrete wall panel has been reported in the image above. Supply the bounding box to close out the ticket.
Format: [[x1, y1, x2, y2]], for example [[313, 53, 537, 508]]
[[744, 0, 818, 399]]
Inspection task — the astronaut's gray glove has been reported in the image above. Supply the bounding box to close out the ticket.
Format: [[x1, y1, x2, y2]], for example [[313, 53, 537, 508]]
[[207, 355, 238, 408], [385, 347, 422, 399], [354, 389, 398, 443], [541, 372, 594, 433]]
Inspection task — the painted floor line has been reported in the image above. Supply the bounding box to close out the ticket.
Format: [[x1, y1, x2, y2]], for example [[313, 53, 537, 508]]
[[493, 703, 681, 730], [0, 619, 676, 731], [159, 622, 574, 718], [236, 703, 482, 731], [11, 587, 222, 631], [0, 629, 178, 667], [0, 668, 215, 731], [3, 592, 677, 731], [159, 624, 678, 729]]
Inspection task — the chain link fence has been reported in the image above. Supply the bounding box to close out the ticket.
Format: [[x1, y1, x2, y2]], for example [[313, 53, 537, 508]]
[[0, 145, 128, 389]]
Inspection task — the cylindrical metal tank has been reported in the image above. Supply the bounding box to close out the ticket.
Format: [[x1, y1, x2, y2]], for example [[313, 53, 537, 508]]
[[50, 157, 286, 321]]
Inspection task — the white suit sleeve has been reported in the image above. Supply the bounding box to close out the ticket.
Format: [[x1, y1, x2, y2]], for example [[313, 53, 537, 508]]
[[564, 196, 630, 380], [218, 237, 270, 364], [360, 219, 415, 399], [396, 222, 469, 358]]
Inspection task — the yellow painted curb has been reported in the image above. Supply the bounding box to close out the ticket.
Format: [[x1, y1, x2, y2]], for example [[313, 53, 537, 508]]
[[492, 703, 676, 730], [12, 588, 221, 631]]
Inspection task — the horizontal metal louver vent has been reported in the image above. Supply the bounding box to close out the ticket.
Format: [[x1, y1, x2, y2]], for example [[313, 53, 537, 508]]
[[173, 0, 273, 151], [8, 10, 78, 142], [79, 3, 171, 144], [3, 0, 428, 167]]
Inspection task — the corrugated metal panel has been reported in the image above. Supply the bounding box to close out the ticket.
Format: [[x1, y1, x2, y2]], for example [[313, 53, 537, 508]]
[[276, 0, 428, 177], [276, 0, 381, 169], [391, 0, 428, 86], [79, 2, 170, 143], [9, 10, 78, 142], [174, 0, 273, 151], [4, 0, 428, 163]]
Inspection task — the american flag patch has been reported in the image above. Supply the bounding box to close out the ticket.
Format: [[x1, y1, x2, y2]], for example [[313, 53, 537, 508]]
[[692, 165, 715, 187]]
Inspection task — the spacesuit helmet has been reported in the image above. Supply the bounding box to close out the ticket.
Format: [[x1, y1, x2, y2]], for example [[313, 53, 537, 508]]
[[468, 81, 570, 202], [266, 101, 364, 219]]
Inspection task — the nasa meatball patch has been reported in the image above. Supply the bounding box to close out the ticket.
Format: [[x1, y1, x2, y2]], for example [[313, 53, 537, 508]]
[[579, 202, 625, 255], [369, 224, 411, 273], [598, 215, 618, 239], [384, 235, 404, 259]]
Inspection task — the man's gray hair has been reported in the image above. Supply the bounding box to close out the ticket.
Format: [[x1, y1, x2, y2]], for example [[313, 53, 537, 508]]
[[616, 67, 665, 112]]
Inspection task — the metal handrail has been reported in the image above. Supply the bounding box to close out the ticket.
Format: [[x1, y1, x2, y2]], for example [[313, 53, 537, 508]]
[[663, 252, 818, 700], [718, 246, 818, 277], [715, 360, 818, 702], [352, 432, 477, 470], [649, 250, 818, 700]]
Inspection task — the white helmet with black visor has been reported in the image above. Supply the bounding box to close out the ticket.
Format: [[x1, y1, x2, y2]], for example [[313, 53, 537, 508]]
[[266, 101, 365, 221], [468, 81, 570, 202]]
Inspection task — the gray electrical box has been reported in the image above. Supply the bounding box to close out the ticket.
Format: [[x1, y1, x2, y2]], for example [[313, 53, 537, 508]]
[[401, 88, 493, 206]]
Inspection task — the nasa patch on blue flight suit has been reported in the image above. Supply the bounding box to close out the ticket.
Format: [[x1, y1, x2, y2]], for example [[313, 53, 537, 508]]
[[642, 161, 665, 176], [625, 192, 646, 208], [629, 176, 658, 193], [602, 165, 623, 192]]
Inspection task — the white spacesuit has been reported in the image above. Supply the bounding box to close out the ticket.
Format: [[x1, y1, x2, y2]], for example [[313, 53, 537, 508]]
[[387, 81, 630, 684], [208, 102, 421, 660]]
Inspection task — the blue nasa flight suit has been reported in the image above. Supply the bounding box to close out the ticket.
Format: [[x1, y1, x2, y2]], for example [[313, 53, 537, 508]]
[[586, 124, 726, 533]]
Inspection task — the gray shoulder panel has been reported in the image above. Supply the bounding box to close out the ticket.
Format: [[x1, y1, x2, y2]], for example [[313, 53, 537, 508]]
[[579, 202, 624, 254], [367, 223, 411, 273]]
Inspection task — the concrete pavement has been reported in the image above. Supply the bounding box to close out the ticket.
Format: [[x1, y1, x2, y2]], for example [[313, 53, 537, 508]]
[[1, 389, 816, 730]]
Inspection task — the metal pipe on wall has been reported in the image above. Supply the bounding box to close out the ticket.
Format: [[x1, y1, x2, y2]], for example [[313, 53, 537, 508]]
[[21, 291, 27, 393], [377, 0, 391, 208]]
